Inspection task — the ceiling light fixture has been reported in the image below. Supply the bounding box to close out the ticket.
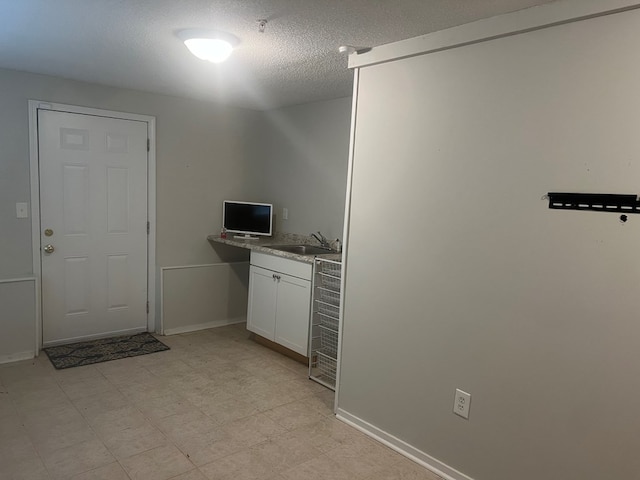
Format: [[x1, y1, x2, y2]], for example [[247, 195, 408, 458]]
[[178, 29, 239, 64]]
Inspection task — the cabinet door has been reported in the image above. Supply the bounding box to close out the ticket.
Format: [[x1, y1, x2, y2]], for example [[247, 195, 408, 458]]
[[275, 273, 311, 356], [247, 265, 277, 340]]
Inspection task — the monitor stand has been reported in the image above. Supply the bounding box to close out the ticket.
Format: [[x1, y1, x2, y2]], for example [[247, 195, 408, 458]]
[[233, 234, 260, 240]]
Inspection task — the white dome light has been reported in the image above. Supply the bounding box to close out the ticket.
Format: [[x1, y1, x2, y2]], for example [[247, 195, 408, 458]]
[[178, 29, 239, 64], [184, 38, 233, 63]]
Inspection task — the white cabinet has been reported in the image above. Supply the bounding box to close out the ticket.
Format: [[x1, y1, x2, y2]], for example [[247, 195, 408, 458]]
[[247, 252, 312, 356]]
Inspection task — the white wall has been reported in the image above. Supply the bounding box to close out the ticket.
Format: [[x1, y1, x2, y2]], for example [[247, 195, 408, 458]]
[[0, 279, 36, 364], [0, 68, 258, 359], [254, 97, 351, 241], [161, 262, 249, 335], [339, 5, 640, 480]]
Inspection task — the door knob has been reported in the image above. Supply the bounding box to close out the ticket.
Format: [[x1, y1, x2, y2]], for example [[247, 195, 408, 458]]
[[43, 244, 55, 254]]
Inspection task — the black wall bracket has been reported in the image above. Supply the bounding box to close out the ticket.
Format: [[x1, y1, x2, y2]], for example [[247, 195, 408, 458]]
[[546, 192, 640, 213]]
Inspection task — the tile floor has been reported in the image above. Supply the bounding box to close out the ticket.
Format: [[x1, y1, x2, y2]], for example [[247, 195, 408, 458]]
[[0, 324, 442, 480]]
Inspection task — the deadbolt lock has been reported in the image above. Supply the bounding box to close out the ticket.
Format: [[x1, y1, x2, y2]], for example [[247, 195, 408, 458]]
[[44, 228, 53, 237]]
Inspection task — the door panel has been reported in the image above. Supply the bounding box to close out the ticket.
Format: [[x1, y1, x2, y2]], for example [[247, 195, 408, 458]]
[[64, 256, 89, 315], [39, 110, 148, 345], [106, 167, 130, 233]]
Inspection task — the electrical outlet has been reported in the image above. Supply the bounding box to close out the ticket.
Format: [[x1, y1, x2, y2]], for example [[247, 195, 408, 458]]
[[282, 207, 288, 220], [453, 388, 471, 419]]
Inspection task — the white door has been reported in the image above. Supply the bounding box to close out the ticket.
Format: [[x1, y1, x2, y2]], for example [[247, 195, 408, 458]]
[[39, 109, 149, 345], [247, 265, 278, 340], [274, 273, 311, 356]]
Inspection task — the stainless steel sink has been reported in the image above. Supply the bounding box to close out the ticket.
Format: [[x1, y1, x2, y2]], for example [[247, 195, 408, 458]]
[[267, 244, 334, 255]]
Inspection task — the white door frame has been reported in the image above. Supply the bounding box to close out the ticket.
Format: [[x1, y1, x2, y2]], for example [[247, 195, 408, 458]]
[[28, 100, 157, 353]]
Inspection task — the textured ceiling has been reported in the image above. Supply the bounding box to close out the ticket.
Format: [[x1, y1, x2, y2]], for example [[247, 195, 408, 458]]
[[0, 0, 556, 110]]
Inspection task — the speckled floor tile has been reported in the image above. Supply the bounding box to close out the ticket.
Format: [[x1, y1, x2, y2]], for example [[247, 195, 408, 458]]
[[0, 325, 439, 480], [120, 443, 194, 480]]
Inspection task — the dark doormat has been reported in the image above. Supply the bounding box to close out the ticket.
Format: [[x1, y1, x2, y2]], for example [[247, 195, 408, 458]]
[[43, 332, 170, 369]]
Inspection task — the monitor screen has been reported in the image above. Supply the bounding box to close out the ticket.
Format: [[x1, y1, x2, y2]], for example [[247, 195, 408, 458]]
[[223, 201, 273, 237]]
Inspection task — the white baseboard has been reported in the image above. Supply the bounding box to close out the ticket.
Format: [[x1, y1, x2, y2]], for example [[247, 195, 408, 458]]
[[336, 409, 475, 480], [162, 317, 246, 336], [0, 350, 36, 365]]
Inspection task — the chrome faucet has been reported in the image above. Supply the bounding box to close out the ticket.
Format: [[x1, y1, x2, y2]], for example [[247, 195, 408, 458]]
[[310, 231, 332, 249]]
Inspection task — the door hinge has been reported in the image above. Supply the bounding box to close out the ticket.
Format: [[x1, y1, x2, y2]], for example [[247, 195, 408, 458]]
[[147, 138, 150, 152], [146, 301, 149, 314], [147, 221, 150, 234]]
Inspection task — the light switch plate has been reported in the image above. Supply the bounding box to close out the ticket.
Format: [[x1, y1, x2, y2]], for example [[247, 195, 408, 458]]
[[16, 202, 29, 218], [282, 207, 289, 220]]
